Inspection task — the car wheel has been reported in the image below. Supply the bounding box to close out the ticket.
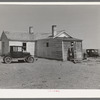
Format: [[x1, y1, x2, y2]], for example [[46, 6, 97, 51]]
[[27, 56, 34, 63], [4, 56, 12, 64]]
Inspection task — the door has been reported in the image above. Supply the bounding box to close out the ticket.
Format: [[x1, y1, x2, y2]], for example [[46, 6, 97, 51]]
[[68, 47, 74, 60], [67, 42, 75, 60]]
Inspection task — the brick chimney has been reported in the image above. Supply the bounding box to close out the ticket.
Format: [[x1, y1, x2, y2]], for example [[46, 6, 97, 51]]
[[52, 25, 57, 37], [29, 26, 34, 34]]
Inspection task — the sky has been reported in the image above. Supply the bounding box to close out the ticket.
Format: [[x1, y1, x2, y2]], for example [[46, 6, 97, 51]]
[[0, 5, 100, 49]]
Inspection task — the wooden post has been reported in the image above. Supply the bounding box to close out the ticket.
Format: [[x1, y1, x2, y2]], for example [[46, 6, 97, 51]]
[[62, 41, 64, 61]]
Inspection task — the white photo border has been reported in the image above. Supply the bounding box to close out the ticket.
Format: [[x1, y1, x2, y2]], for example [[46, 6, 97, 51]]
[[0, 2, 100, 98]]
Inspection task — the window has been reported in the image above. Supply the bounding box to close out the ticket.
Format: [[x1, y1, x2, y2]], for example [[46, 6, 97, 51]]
[[46, 42, 49, 47], [10, 46, 22, 52], [87, 50, 89, 52], [92, 50, 94, 52], [13, 47, 18, 52], [18, 47, 22, 52], [23, 43, 26, 51], [95, 50, 98, 52], [71, 42, 74, 46]]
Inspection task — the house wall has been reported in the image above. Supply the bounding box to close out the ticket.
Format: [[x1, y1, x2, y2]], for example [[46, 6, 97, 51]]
[[9, 41, 35, 56], [36, 39, 63, 60], [27, 42, 35, 56], [9, 41, 22, 46], [62, 41, 71, 61], [1, 33, 9, 55]]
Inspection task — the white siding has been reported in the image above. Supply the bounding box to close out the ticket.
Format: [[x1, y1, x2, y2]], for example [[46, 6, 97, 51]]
[[27, 42, 35, 56], [9, 41, 22, 46]]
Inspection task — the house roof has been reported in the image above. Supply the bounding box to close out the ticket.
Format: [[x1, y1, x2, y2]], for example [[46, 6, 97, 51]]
[[34, 30, 82, 41], [55, 37, 82, 41], [34, 30, 70, 40], [2, 30, 82, 42], [34, 32, 52, 40], [3, 31, 35, 42]]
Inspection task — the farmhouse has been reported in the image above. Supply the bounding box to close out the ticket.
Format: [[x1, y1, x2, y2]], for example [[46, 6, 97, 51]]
[[1, 27, 35, 56], [35, 25, 83, 61]]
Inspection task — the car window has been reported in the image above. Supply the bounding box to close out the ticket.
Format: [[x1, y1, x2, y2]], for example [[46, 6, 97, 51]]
[[18, 47, 22, 52], [95, 50, 98, 52], [87, 50, 89, 52], [13, 47, 18, 52], [92, 50, 94, 52]]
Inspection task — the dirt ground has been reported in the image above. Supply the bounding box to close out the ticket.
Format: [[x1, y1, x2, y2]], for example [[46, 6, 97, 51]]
[[0, 57, 100, 89]]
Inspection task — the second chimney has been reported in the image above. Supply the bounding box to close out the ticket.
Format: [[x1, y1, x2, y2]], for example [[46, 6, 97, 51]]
[[52, 25, 57, 37], [29, 26, 34, 34]]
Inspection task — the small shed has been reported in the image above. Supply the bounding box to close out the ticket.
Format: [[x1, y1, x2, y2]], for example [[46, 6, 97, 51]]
[[35, 25, 83, 61], [1, 27, 35, 56]]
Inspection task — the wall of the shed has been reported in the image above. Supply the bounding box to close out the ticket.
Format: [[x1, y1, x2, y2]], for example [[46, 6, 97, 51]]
[[36, 39, 63, 60], [62, 41, 71, 61]]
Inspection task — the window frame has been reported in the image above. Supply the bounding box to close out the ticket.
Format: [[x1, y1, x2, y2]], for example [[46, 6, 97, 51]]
[[23, 43, 27, 51], [46, 42, 49, 47]]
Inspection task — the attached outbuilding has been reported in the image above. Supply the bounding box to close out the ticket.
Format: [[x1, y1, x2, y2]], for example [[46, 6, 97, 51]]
[[35, 25, 83, 61], [1, 27, 35, 56]]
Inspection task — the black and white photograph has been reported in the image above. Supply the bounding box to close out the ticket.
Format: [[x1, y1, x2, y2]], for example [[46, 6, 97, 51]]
[[0, 3, 100, 90]]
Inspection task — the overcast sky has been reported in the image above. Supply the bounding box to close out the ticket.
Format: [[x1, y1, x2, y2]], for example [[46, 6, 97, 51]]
[[0, 5, 100, 49]]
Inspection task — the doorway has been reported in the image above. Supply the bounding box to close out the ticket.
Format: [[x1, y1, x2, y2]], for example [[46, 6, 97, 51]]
[[67, 42, 75, 60]]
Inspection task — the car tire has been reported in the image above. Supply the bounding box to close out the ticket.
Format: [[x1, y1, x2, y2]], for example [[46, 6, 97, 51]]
[[4, 56, 12, 64], [27, 56, 34, 63]]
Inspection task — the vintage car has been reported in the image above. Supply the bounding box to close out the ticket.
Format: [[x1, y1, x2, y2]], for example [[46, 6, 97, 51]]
[[3, 46, 34, 64], [86, 49, 99, 57]]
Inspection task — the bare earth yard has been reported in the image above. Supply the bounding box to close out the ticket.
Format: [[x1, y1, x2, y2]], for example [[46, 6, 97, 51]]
[[0, 57, 100, 89]]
